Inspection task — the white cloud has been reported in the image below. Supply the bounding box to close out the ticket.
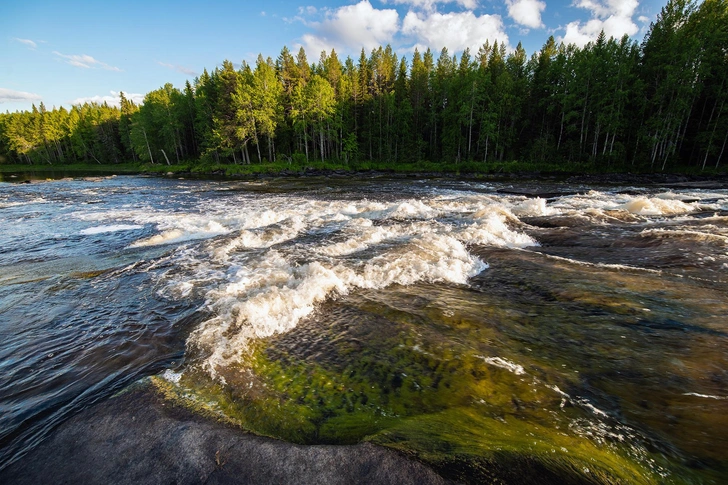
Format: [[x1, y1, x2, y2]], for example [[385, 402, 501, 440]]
[[158, 61, 198, 76], [402, 10, 509, 52], [52, 51, 122, 72], [560, 0, 639, 46], [301, 34, 337, 57], [299, 6, 318, 15], [506, 0, 546, 29], [387, 0, 479, 9], [302, 1, 399, 53], [70, 90, 144, 107], [0, 87, 42, 103], [13, 38, 37, 49]]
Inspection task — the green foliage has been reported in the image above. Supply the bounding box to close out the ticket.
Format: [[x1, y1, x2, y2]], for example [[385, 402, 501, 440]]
[[1, 1, 726, 172]]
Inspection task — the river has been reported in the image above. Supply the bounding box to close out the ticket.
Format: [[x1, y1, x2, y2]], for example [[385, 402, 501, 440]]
[[0, 174, 726, 483]]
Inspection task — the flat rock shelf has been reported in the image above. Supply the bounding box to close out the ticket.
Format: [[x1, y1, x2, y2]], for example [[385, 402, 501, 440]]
[[0, 383, 453, 485]]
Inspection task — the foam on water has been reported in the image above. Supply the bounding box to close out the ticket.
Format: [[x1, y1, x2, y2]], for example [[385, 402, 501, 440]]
[[211, 216, 308, 260], [317, 220, 448, 257], [136, 193, 547, 379], [131, 220, 229, 247], [190, 233, 487, 378], [683, 392, 727, 400], [458, 208, 539, 248], [79, 224, 144, 235], [0, 197, 49, 208], [155, 187, 728, 379], [65, 183, 726, 382], [477, 356, 526, 375], [512, 197, 555, 217], [619, 197, 697, 216], [161, 369, 183, 384], [540, 253, 665, 274], [548, 191, 706, 219], [641, 228, 728, 245]]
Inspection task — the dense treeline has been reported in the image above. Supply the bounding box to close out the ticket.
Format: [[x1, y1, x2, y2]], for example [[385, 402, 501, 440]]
[[1, 0, 726, 171]]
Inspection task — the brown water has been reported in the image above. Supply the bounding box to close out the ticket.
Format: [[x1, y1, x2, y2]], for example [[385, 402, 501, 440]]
[[1, 175, 726, 483]]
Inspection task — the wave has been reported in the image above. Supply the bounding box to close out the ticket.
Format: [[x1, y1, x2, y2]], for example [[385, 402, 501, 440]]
[[189, 234, 487, 380], [618, 197, 697, 216], [56, 184, 728, 381], [641, 228, 728, 246]]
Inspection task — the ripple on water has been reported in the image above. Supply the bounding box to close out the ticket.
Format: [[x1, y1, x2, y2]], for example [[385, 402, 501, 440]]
[[1, 176, 728, 482]]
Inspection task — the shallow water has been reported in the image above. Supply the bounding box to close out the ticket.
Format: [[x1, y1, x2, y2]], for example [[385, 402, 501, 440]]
[[1, 175, 727, 482]]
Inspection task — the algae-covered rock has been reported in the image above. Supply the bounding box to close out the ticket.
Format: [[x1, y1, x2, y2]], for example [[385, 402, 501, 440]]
[[158, 247, 728, 484]]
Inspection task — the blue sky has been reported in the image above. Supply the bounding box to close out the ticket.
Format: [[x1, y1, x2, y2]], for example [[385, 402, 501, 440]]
[[1, 0, 664, 113]]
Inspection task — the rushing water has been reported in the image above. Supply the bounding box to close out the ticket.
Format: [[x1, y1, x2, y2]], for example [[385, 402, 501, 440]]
[[1, 175, 727, 482]]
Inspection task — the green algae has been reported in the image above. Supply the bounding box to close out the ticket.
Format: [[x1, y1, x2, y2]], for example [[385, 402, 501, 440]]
[[160, 302, 660, 482], [70, 270, 108, 279], [157, 247, 728, 483], [372, 408, 653, 485]]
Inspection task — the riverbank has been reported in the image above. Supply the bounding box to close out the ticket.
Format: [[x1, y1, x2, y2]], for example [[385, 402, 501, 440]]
[[0, 381, 452, 485], [1, 160, 726, 186]]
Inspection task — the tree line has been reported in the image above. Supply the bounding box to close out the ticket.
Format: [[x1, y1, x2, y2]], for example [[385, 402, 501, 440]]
[[1, 0, 726, 172]]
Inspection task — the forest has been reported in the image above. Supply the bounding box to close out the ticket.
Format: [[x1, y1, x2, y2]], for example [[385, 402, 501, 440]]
[[0, 0, 726, 173]]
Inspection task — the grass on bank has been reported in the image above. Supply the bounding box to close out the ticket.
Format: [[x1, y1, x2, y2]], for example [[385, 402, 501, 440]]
[[1, 158, 726, 178]]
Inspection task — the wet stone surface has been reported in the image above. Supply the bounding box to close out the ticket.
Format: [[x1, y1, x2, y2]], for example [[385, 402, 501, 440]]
[[0, 383, 454, 485]]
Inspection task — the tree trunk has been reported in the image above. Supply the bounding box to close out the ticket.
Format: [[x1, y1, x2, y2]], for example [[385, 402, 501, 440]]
[[304, 127, 309, 163], [702, 97, 725, 170], [80, 136, 101, 164], [580, 79, 590, 152], [142, 127, 154, 164], [715, 130, 727, 169], [320, 122, 325, 163], [609, 132, 616, 156], [173, 143, 180, 164], [254, 126, 262, 163], [160, 149, 171, 165], [55, 139, 64, 162]]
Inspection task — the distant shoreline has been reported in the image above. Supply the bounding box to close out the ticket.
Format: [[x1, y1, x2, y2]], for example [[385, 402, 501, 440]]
[[2, 163, 727, 189]]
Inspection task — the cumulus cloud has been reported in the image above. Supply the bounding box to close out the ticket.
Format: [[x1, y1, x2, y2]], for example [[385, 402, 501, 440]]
[[0, 88, 42, 104], [387, 0, 479, 9], [71, 90, 144, 107], [561, 0, 639, 46], [302, 1, 399, 53], [300, 34, 337, 57], [402, 10, 509, 52], [296, 0, 508, 55], [158, 61, 198, 76], [53, 51, 122, 71], [13, 38, 37, 49], [506, 0, 546, 29]]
